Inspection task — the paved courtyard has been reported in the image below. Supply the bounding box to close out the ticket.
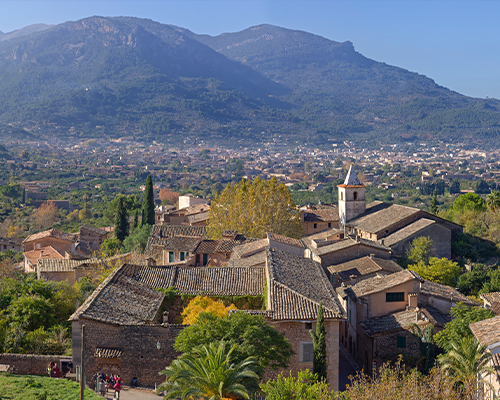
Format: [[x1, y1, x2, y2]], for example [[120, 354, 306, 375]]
[[100, 386, 161, 400]]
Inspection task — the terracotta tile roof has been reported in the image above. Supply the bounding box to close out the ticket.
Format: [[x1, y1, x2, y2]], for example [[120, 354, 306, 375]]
[[489, 303, 500, 315], [267, 232, 305, 248], [95, 348, 122, 359], [351, 270, 419, 298], [186, 211, 210, 224], [214, 239, 245, 253], [23, 229, 76, 244], [382, 219, 438, 246], [69, 266, 165, 325], [420, 280, 478, 305], [327, 256, 403, 280], [231, 239, 268, 259], [347, 204, 420, 234], [152, 236, 201, 252], [184, 204, 210, 214], [227, 252, 267, 268], [303, 208, 339, 223], [80, 225, 108, 236], [37, 258, 103, 272], [481, 292, 500, 306], [151, 225, 206, 239], [470, 315, 500, 346], [125, 264, 266, 296], [194, 240, 220, 254], [24, 246, 65, 266], [266, 247, 345, 320], [312, 236, 390, 257], [359, 306, 450, 337]]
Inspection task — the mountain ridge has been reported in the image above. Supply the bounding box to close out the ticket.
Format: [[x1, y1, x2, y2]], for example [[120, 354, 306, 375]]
[[0, 16, 499, 147]]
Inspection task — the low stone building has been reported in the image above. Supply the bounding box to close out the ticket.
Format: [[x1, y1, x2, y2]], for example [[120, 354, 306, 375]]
[[78, 225, 108, 255], [70, 247, 346, 390]]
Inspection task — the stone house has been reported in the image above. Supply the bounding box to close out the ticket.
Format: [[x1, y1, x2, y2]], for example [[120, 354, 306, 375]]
[[0, 237, 22, 252], [78, 225, 108, 255], [36, 258, 105, 284], [22, 229, 77, 272], [340, 269, 477, 373], [480, 292, 500, 315], [469, 315, 500, 400], [301, 204, 339, 235], [70, 247, 346, 390]]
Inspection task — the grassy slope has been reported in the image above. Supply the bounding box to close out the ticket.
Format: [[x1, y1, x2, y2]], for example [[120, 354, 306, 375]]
[[0, 374, 101, 400]]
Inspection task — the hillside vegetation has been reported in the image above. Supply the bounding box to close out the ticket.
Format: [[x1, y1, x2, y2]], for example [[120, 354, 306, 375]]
[[0, 17, 499, 146]]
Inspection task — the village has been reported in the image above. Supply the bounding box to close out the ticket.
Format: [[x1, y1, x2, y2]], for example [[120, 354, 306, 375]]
[[1, 164, 499, 399]]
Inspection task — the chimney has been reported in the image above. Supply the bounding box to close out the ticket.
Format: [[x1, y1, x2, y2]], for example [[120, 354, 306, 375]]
[[415, 308, 422, 322], [163, 311, 169, 324], [408, 292, 418, 309], [380, 239, 384, 245], [356, 235, 360, 242], [369, 254, 375, 259]]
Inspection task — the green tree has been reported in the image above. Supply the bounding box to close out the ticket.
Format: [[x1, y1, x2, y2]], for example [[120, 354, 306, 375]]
[[410, 323, 435, 374], [434, 303, 495, 352], [260, 370, 335, 400], [310, 303, 327, 381], [207, 177, 303, 239], [133, 209, 139, 230], [121, 224, 152, 253], [407, 236, 433, 265], [474, 179, 490, 195], [449, 179, 461, 194], [486, 189, 500, 211], [457, 266, 487, 296], [114, 197, 129, 243], [452, 192, 487, 214], [142, 175, 155, 226], [430, 189, 437, 214], [174, 311, 293, 373], [438, 336, 495, 398], [100, 238, 122, 257], [409, 257, 461, 287], [158, 341, 259, 400]]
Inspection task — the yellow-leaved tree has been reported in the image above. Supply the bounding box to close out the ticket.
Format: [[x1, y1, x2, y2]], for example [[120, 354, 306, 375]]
[[207, 176, 303, 239], [181, 295, 237, 325]]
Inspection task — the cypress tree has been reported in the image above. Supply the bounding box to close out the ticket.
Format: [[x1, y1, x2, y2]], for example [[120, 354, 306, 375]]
[[21, 187, 25, 204], [310, 302, 327, 381], [430, 188, 437, 215], [133, 209, 139, 230], [142, 175, 155, 226], [114, 197, 129, 242]]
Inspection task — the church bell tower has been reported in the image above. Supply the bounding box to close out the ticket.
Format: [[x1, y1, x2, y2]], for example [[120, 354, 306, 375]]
[[338, 165, 366, 228]]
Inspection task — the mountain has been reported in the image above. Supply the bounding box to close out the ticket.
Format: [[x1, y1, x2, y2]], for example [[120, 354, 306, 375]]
[[0, 24, 52, 42], [0, 17, 499, 146]]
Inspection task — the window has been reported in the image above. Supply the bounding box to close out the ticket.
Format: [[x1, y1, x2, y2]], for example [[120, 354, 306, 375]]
[[203, 254, 208, 266], [304, 322, 312, 330], [328, 223, 331, 228], [300, 342, 314, 362], [180, 252, 185, 261], [314, 223, 317, 229], [386, 292, 405, 302], [168, 252, 174, 263], [397, 336, 406, 348], [340, 192, 343, 201], [353, 191, 358, 200]]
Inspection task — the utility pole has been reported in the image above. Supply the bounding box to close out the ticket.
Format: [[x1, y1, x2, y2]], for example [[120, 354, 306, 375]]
[[80, 324, 85, 400]]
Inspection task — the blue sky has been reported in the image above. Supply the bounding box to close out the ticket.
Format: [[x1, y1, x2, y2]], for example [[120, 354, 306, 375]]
[[1, 0, 499, 99]]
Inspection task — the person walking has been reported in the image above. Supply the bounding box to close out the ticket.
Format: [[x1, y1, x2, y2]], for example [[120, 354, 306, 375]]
[[113, 378, 122, 399]]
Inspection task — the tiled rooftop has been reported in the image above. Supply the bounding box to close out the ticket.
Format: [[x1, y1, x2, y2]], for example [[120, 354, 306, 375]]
[[151, 225, 206, 239], [420, 280, 478, 305], [351, 270, 419, 298], [312, 236, 390, 257], [231, 239, 268, 259], [37, 258, 104, 272], [24, 246, 65, 266], [382, 219, 437, 246], [80, 225, 108, 236], [303, 208, 339, 223], [227, 251, 267, 268], [347, 204, 420, 234], [266, 247, 345, 320], [481, 291, 500, 306], [267, 232, 305, 248], [359, 306, 450, 337], [470, 315, 500, 346], [23, 229, 76, 243], [327, 256, 403, 280]]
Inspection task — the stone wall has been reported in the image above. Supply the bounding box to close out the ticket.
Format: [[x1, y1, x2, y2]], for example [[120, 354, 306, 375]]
[[389, 223, 451, 259], [73, 319, 184, 388], [0, 353, 69, 376], [269, 320, 340, 391]]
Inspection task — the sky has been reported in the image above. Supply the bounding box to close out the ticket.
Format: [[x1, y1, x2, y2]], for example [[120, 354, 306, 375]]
[[0, 0, 499, 99]]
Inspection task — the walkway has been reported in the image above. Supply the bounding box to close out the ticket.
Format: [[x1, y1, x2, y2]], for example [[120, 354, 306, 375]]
[[100, 386, 161, 400]]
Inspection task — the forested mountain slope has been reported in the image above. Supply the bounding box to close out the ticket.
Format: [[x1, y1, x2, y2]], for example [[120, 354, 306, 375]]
[[0, 17, 499, 146]]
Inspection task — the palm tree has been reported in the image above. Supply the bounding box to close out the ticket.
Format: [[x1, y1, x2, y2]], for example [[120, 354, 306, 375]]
[[438, 336, 496, 398], [158, 341, 260, 400], [486, 190, 500, 211]]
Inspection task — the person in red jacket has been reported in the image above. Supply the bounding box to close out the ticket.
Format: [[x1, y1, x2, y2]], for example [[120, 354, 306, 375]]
[[113, 378, 122, 399]]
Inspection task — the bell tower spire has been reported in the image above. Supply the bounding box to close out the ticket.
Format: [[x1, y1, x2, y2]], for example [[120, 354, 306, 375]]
[[338, 165, 366, 227]]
